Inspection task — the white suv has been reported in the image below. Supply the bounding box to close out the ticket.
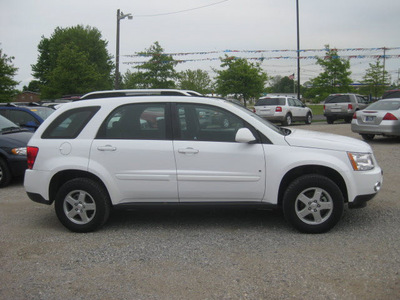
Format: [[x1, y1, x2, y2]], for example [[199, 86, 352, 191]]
[[24, 95, 383, 233], [253, 96, 313, 126]]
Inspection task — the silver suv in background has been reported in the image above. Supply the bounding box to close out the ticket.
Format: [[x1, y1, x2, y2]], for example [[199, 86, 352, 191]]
[[324, 94, 369, 124], [253, 96, 312, 126]]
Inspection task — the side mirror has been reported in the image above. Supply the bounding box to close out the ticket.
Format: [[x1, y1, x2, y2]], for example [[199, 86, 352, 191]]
[[235, 128, 257, 143]]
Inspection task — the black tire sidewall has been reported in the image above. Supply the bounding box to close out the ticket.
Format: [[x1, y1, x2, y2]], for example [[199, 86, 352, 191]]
[[0, 157, 11, 188], [55, 178, 110, 232], [283, 174, 344, 233]]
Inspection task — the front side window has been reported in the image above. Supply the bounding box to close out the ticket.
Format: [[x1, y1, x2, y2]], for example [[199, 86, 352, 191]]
[[176, 103, 245, 142], [97, 103, 167, 140], [42, 106, 100, 139]]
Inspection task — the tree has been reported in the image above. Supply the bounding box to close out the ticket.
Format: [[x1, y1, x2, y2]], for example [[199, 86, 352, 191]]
[[215, 56, 267, 107], [360, 60, 390, 99], [131, 41, 178, 89], [41, 45, 102, 98], [269, 75, 296, 94], [309, 45, 353, 101], [0, 48, 19, 102], [178, 69, 212, 94], [23, 80, 41, 93], [32, 25, 113, 98]]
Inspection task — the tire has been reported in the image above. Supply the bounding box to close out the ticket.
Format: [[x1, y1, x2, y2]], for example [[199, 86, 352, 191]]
[[0, 157, 11, 188], [361, 134, 375, 141], [283, 174, 344, 233], [344, 116, 352, 123], [305, 113, 312, 125], [55, 178, 111, 232], [326, 117, 334, 124], [282, 114, 292, 126]]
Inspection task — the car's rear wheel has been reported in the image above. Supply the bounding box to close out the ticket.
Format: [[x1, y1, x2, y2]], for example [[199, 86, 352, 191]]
[[282, 114, 292, 126], [55, 178, 111, 232], [344, 116, 352, 123], [326, 117, 334, 124], [0, 158, 11, 188], [361, 134, 375, 141], [283, 174, 344, 233]]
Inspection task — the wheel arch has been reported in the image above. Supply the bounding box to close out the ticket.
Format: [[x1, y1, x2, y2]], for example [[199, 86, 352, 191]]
[[277, 165, 348, 207], [49, 170, 110, 204]]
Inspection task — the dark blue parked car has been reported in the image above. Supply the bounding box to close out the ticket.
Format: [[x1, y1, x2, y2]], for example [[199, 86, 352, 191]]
[[0, 104, 54, 131], [0, 115, 33, 187]]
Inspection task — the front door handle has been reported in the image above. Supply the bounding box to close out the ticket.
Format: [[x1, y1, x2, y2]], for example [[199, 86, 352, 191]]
[[97, 145, 117, 151]]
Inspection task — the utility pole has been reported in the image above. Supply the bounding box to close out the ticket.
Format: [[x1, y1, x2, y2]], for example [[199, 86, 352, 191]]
[[115, 9, 132, 90], [296, 0, 301, 100], [382, 47, 387, 87]]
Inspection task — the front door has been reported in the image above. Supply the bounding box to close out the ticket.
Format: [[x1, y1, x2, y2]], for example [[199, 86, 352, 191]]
[[173, 103, 266, 202]]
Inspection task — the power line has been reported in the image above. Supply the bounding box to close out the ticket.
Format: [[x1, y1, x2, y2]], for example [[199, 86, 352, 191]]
[[134, 0, 229, 17]]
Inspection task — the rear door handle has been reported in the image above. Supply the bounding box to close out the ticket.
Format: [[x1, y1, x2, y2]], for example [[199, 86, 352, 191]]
[[97, 145, 117, 151]]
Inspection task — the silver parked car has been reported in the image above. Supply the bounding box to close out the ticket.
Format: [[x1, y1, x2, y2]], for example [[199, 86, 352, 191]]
[[253, 96, 312, 126], [324, 94, 369, 124], [351, 99, 400, 140]]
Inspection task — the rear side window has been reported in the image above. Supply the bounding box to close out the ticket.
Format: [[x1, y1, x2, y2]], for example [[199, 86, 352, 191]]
[[255, 98, 285, 106], [96, 103, 168, 140], [324, 95, 350, 104], [42, 106, 100, 139]]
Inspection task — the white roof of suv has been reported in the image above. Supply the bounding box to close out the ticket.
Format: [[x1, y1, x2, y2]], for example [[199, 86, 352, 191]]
[[79, 89, 203, 100]]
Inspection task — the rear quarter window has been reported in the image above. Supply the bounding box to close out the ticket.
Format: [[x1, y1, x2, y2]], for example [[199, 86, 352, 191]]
[[41, 106, 100, 139]]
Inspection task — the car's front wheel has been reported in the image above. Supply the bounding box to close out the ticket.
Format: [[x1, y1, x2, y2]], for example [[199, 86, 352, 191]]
[[0, 158, 11, 188], [283, 174, 344, 233], [305, 113, 312, 124], [55, 178, 111, 232]]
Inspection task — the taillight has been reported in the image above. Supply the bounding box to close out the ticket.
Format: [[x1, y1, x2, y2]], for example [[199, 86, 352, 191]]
[[323, 105, 326, 112], [276, 106, 282, 112], [383, 113, 398, 121], [27, 147, 39, 169], [253, 108, 256, 113], [348, 104, 353, 110], [353, 112, 357, 119]]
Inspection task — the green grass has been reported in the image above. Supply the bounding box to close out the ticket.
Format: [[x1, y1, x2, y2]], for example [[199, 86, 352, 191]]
[[308, 104, 324, 116]]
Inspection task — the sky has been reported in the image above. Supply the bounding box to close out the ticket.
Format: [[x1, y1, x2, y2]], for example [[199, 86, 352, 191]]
[[1, 0, 399, 90]]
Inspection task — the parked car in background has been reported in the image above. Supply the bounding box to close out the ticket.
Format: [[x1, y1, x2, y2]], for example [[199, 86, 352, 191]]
[[253, 96, 312, 126], [24, 95, 382, 233], [351, 99, 400, 140], [0, 104, 54, 131], [323, 94, 369, 124], [382, 89, 400, 99], [0, 115, 33, 187]]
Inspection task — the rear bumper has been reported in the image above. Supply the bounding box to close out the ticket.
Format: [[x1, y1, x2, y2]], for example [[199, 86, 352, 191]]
[[26, 192, 52, 205], [351, 122, 400, 136]]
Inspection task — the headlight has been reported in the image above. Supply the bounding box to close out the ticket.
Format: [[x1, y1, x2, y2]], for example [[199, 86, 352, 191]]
[[11, 147, 27, 156], [347, 152, 375, 171]]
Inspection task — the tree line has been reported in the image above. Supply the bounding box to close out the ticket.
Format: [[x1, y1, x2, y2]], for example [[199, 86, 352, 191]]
[[0, 25, 397, 103]]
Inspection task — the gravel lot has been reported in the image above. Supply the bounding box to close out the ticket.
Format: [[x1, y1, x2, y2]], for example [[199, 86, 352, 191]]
[[1, 123, 399, 300]]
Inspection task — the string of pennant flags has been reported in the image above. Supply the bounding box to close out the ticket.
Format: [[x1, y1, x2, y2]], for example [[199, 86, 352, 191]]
[[122, 47, 400, 65]]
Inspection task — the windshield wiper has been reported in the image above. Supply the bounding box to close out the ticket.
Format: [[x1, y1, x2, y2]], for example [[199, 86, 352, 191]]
[[1, 126, 26, 133]]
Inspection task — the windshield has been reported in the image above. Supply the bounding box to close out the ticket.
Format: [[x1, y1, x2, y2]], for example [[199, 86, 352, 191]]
[[233, 103, 290, 136], [0, 115, 20, 131], [366, 100, 400, 111], [255, 98, 285, 106], [26, 107, 55, 119]]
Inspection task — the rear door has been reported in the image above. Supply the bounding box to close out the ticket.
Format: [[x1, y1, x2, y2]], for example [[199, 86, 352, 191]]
[[90, 103, 178, 203], [172, 103, 266, 202]]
